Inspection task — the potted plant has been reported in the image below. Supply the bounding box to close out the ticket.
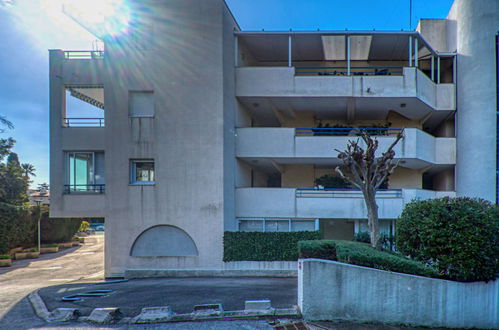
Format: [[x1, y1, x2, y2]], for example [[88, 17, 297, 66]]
[[58, 241, 73, 249], [0, 255, 12, 267], [14, 250, 29, 260], [23, 248, 40, 259], [40, 243, 59, 254]]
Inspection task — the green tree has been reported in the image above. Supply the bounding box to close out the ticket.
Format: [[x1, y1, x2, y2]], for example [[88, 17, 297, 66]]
[[21, 163, 36, 179]]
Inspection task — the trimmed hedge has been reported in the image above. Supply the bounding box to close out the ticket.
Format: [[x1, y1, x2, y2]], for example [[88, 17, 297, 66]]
[[298, 240, 439, 278], [397, 197, 499, 282], [223, 231, 321, 261], [0, 202, 36, 254], [0, 204, 82, 253], [40, 210, 82, 244]]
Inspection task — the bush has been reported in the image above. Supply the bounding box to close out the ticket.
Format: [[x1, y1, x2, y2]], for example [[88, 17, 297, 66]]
[[40, 211, 82, 244], [79, 220, 90, 233], [0, 255, 11, 259], [298, 240, 438, 278], [353, 231, 395, 250], [224, 231, 321, 261], [397, 197, 499, 282], [298, 240, 336, 260], [41, 243, 58, 248], [0, 202, 36, 254]]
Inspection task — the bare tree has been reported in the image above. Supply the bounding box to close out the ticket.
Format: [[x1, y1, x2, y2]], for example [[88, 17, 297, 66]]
[[335, 129, 404, 248]]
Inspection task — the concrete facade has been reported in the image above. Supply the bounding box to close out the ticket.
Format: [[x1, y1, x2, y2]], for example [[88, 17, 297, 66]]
[[298, 259, 499, 328], [49, 0, 497, 277]]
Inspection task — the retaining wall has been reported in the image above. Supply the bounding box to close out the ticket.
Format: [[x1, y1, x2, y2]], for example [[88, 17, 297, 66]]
[[298, 259, 499, 329]]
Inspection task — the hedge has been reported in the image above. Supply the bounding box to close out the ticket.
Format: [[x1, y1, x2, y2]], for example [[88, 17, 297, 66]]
[[0, 204, 82, 253], [397, 197, 499, 282], [0, 202, 36, 254], [223, 231, 321, 261], [298, 240, 439, 278], [40, 210, 82, 244]]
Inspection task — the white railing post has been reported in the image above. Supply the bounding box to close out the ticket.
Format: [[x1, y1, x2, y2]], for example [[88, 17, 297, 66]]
[[408, 36, 413, 67], [431, 55, 434, 81], [437, 56, 441, 84], [414, 38, 418, 67], [234, 36, 239, 67], [288, 35, 292, 67], [347, 36, 351, 76]]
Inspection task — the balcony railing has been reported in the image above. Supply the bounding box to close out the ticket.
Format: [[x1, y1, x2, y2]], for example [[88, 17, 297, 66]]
[[64, 184, 105, 194], [64, 50, 104, 60], [64, 118, 105, 127], [295, 66, 403, 76], [296, 188, 403, 198], [295, 127, 403, 136]]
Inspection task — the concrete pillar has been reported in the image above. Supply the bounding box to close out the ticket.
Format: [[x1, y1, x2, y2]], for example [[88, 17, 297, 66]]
[[455, 0, 499, 202]]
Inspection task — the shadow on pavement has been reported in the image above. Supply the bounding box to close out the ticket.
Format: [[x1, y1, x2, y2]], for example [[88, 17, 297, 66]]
[[0, 245, 83, 276]]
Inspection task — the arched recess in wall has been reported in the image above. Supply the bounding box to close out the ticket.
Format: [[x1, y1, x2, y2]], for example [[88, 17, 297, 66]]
[[130, 225, 199, 257]]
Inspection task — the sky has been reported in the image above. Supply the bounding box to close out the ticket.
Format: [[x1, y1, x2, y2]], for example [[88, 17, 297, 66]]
[[0, 0, 454, 188]]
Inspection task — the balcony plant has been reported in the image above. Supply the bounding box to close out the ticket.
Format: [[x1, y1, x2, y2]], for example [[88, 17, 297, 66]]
[[314, 174, 351, 189], [0, 255, 12, 267]]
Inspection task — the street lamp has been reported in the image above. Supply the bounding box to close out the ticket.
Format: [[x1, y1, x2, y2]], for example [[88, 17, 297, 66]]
[[34, 199, 43, 252]]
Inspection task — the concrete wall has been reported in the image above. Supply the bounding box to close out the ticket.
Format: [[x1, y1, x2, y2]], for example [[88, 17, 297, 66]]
[[453, 0, 498, 202], [235, 188, 454, 219], [236, 67, 455, 111], [298, 259, 498, 329], [236, 128, 456, 167]]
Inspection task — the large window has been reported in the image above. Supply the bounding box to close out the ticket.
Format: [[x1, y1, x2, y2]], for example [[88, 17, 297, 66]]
[[66, 152, 105, 193], [130, 160, 155, 184]]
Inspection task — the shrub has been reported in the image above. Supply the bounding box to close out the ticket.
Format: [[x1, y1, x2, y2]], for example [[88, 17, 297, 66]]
[[397, 197, 499, 282], [314, 174, 350, 189], [353, 231, 395, 250], [298, 240, 438, 278], [79, 220, 90, 233], [40, 216, 82, 244], [41, 243, 58, 248], [0, 255, 11, 259], [298, 240, 336, 260], [0, 202, 36, 254], [223, 231, 321, 261]]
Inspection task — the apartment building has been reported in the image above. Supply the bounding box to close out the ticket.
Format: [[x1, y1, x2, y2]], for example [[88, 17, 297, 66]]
[[49, 0, 498, 277]]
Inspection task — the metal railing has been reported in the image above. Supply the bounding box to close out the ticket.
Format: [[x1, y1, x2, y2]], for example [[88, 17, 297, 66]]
[[295, 66, 403, 76], [296, 188, 402, 198], [64, 50, 104, 60], [64, 118, 105, 127], [296, 127, 403, 136], [64, 184, 105, 194]]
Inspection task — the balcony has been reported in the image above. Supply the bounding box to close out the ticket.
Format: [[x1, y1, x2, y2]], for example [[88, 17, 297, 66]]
[[64, 184, 105, 194], [236, 188, 455, 219], [236, 67, 454, 110], [50, 50, 105, 85], [236, 127, 455, 169]]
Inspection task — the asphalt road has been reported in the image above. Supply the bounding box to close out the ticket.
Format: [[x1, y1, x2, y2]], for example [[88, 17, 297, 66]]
[[39, 277, 298, 317]]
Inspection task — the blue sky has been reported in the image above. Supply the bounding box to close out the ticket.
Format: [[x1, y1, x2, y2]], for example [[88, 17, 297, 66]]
[[0, 0, 454, 187]]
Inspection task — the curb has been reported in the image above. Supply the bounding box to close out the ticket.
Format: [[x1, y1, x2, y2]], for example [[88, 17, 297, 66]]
[[28, 291, 79, 322], [29, 291, 301, 325]]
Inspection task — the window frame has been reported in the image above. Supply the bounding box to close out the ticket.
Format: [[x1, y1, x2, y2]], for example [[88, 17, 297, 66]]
[[130, 159, 155, 185]]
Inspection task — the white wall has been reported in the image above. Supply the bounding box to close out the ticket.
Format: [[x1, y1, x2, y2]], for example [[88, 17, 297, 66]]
[[298, 259, 499, 329]]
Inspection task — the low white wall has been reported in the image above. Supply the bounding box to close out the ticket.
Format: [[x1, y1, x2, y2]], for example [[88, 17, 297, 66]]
[[298, 259, 499, 329]]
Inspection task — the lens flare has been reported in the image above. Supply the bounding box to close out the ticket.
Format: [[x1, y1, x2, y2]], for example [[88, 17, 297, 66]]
[[62, 0, 131, 37]]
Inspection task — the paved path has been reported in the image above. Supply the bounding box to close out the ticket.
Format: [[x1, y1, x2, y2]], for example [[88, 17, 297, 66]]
[[0, 233, 104, 328]]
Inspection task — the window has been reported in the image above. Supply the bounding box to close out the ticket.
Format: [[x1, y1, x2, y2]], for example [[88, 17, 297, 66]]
[[131, 160, 155, 184], [65, 152, 105, 193], [129, 91, 154, 117]]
